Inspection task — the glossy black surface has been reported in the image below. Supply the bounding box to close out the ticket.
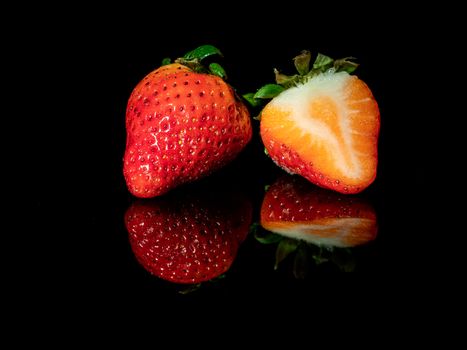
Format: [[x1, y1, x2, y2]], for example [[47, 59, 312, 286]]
[[29, 22, 430, 309]]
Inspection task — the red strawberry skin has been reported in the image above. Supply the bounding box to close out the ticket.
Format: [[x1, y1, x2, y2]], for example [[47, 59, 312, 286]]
[[124, 63, 252, 198], [124, 191, 252, 284], [260, 72, 380, 194], [261, 175, 377, 247]]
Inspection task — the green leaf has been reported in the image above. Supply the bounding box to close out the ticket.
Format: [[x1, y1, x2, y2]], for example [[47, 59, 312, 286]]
[[312, 246, 330, 265], [212, 273, 226, 280], [264, 184, 270, 191], [209, 62, 227, 79], [254, 84, 285, 99], [274, 68, 298, 87], [263, 146, 268, 156], [294, 50, 311, 75], [183, 45, 222, 61], [161, 58, 171, 66], [275, 239, 299, 269], [249, 222, 260, 236], [254, 229, 283, 245], [178, 283, 202, 295], [313, 53, 334, 70], [334, 57, 359, 73], [242, 93, 263, 108], [293, 244, 309, 279]]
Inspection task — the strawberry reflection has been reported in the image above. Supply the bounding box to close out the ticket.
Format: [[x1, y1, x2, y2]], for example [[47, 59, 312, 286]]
[[258, 175, 377, 274], [125, 188, 252, 284]]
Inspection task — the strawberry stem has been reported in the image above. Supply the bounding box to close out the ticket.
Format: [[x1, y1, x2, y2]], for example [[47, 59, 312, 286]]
[[242, 51, 360, 109], [243, 93, 263, 108], [253, 84, 284, 99], [178, 283, 202, 294], [183, 45, 223, 61], [274, 68, 298, 88], [209, 62, 227, 79], [312, 53, 333, 70], [174, 45, 227, 79], [293, 50, 311, 75], [275, 239, 299, 270]]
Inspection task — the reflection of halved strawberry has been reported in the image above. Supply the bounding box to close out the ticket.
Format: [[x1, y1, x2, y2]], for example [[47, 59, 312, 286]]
[[255, 51, 380, 194], [260, 175, 377, 248], [124, 190, 252, 284]]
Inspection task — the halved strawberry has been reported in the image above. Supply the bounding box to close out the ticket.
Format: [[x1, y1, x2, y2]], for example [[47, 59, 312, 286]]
[[124, 188, 252, 284], [252, 51, 380, 194], [256, 175, 378, 274], [260, 175, 378, 248]]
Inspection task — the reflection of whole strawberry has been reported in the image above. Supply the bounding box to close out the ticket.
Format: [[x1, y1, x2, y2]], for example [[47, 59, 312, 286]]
[[124, 45, 252, 198], [124, 190, 252, 284]]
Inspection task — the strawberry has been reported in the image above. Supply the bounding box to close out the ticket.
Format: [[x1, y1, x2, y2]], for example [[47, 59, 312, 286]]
[[260, 175, 378, 248], [256, 175, 377, 274], [124, 45, 252, 198], [124, 189, 252, 284], [249, 51, 380, 194]]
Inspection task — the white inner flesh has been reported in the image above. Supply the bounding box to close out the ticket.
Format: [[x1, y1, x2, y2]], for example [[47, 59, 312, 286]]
[[270, 72, 361, 178], [269, 218, 373, 248]]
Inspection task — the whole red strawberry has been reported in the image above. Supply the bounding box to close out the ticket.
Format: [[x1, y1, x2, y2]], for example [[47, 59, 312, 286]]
[[124, 189, 252, 284], [124, 45, 252, 197]]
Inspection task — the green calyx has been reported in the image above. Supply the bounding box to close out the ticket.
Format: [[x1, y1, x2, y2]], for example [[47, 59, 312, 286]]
[[162, 45, 228, 79], [243, 50, 359, 110], [176, 273, 228, 295], [253, 224, 358, 275]]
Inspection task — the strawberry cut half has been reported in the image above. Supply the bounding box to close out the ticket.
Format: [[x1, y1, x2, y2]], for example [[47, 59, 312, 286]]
[[257, 175, 378, 274], [260, 175, 378, 249], [253, 51, 380, 194]]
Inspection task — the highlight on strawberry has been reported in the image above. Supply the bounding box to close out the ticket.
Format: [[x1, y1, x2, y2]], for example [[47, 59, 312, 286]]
[[255, 175, 378, 274], [124, 45, 252, 198], [245, 51, 380, 194], [124, 188, 252, 285]]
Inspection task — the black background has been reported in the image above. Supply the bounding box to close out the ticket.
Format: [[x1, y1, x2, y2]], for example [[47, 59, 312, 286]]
[[23, 9, 436, 315]]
